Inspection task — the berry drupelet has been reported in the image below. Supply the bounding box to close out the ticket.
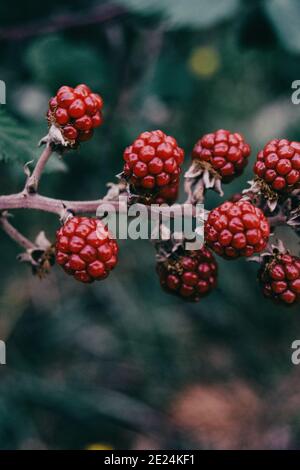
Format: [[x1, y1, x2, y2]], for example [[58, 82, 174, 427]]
[[47, 84, 104, 146], [157, 247, 218, 301], [192, 129, 251, 182], [123, 130, 184, 196], [254, 139, 300, 194], [259, 253, 300, 305], [205, 200, 270, 259], [56, 217, 118, 283]]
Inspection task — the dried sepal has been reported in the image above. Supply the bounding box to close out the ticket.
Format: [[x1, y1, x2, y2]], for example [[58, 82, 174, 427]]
[[17, 231, 55, 278], [103, 181, 128, 201], [184, 160, 223, 204], [243, 178, 279, 212], [287, 205, 300, 234], [154, 231, 186, 263], [247, 237, 287, 264], [39, 124, 75, 153]]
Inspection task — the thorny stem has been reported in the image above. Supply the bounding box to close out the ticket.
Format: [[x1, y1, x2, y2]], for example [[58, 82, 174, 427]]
[[0, 213, 35, 250], [0, 143, 203, 249], [0, 192, 200, 218], [25, 144, 53, 193]]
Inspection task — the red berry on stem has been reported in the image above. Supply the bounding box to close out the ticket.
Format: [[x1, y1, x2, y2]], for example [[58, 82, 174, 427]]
[[56, 217, 118, 283], [254, 139, 300, 193], [122, 130, 184, 197], [192, 129, 251, 182], [259, 254, 300, 305], [47, 84, 104, 146], [205, 200, 270, 259], [157, 247, 218, 301]]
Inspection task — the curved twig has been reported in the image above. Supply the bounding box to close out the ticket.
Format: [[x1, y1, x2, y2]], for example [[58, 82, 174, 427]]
[[0, 213, 35, 250]]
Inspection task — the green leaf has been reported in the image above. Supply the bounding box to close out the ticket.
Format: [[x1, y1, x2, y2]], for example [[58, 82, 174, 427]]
[[264, 0, 300, 53], [117, 0, 240, 29], [0, 108, 34, 164]]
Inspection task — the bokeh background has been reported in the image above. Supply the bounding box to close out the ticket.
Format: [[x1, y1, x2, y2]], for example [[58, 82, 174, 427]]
[[0, 0, 300, 450]]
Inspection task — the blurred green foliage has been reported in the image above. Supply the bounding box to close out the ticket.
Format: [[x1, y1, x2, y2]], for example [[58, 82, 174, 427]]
[[0, 0, 300, 450]]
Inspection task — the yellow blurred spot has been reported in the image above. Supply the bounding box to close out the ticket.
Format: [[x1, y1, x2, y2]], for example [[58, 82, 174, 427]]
[[188, 46, 220, 78], [86, 443, 113, 451]]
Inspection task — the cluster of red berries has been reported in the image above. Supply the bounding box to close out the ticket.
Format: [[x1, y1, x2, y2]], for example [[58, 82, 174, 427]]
[[56, 217, 118, 283], [43, 86, 297, 308], [123, 130, 184, 201], [205, 200, 270, 259], [259, 253, 300, 305], [48, 84, 103, 145], [157, 247, 218, 302], [254, 139, 300, 193], [192, 129, 251, 181]]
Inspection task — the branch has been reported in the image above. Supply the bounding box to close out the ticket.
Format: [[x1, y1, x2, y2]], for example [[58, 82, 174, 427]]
[[25, 144, 53, 193], [0, 191, 199, 219], [0, 4, 126, 41], [0, 213, 35, 250]]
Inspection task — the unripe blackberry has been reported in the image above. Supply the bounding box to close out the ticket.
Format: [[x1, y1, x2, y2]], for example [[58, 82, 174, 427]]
[[192, 129, 251, 182], [157, 247, 218, 301], [47, 84, 104, 147], [259, 253, 300, 305], [205, 200, 270, 259], [123, 130, 184, 196], [254, 139, 300, 194], [55, 217, 118, 283]]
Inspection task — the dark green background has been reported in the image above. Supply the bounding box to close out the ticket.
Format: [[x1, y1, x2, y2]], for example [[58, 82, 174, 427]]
[[0, 0, 300, 450]]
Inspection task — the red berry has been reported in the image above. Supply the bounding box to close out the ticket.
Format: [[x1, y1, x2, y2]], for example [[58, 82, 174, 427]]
[[157, 247, 218, 301], [123, 130, 184, 196], [56, 217, 118, 283], [47, 84, 104, 146], [192, 129, 251, 182], [259, 254, 300, 305], [205, 200, 270, 259], [254, 139, 300, 193]]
